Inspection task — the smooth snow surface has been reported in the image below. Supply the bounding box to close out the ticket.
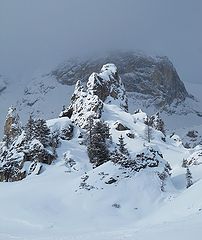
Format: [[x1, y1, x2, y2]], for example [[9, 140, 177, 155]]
[[0, 159, 202, 239]]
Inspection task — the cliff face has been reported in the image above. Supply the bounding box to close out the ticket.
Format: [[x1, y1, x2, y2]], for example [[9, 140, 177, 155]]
[[52, 52, 189, 108]]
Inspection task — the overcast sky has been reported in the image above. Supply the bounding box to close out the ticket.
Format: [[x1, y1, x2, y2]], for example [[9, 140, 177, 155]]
[[0, 0, 201, 83]]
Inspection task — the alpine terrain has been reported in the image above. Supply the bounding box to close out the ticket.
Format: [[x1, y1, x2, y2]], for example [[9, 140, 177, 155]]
[[0, 52, 201, 136], [0, 62, 202, 239]]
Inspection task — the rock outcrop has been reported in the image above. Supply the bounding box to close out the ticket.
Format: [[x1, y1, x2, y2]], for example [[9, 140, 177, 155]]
[[52, 52, 189, 109], [60, 63, 128, 128], [3, 106, 22, 145]]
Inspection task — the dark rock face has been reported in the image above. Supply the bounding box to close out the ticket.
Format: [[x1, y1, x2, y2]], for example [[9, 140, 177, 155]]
[[115, 122, 130, 131], [52, 52, 189, 108], [60, 124, 74, 140], [182, 130, 202, 148]]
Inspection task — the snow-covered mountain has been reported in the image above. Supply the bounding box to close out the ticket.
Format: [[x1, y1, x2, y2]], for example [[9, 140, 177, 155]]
[[53, 52, 190, 109], [0, 63, 202, 239], [0, 51, 201, 139]]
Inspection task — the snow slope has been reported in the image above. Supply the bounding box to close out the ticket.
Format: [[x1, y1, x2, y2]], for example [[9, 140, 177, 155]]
[[0, 102, 201, 239], [0, 73, 74, 137], [0, 63, 202, 239]]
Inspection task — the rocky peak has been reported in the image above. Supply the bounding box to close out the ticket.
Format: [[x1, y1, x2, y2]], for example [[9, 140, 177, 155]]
[[3, 106, 22, 144], [60, 63, 128, 128], [53, 52, 189, 110], [87, 63, 128, 110]]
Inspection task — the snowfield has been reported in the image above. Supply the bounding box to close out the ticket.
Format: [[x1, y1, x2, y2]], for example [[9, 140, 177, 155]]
[[0, 150, 202, 239]]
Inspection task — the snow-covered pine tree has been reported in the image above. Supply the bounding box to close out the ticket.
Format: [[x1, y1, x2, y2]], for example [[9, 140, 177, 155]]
[[110, 148, 121, 164], [87, 119, 110, 167], [150, 112, 166, 135], [63, 152, 76, 172], [186, 167, 193, 188], [144, 115, 153, 143], [110, 147, 130, 168], [182, 158, 188, 168], [156, 116, 166, 136], [34, 119, 51, 147], [117, 135, 129, 155], [24, 117, 56, 165], [24, 115, 35, 142], [49, 130, 60, 155], [26, 140, 54, 165], [86, 116, 94, 145], [158, 169, 168, 192], [110, 136, 134, 169]]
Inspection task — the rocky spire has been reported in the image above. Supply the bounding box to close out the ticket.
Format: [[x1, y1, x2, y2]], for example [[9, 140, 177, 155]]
[[87, 64, 128, 110], [3, 106, 22, 145], [60, 63, 128, 128]]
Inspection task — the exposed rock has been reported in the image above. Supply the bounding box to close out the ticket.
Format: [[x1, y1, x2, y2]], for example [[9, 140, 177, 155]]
[[126, 132, 135, 139], [182, 130, 202, 148], [186, 147, 202, 166], [52, 52, 189, 109], [60, 64, 128, 128], [105, 177, 117, 184], [0, 161, 26, 182], [115, 122, 130, 131], [187, 130, 198, 138], [3, 106, 22, 145], [28, 161, 42, 175], [60, 125, 74, 140]]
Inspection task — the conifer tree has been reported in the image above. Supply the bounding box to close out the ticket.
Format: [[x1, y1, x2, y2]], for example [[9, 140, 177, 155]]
[[86, 116, 94, 145], [87, 119, 110, 167], [144, 115, 153, 143], [158, 169, 168, 192], [110, 147, 131, 168], [117, 135, 129, 155], [110, 136, 133, 169], [149, 113, 166, 135], [49, 130, 60, 155], [186, 167, 193, 188], [34, 119, 50, 147], [24, 117, 55, 165], [182, 158, 188, 168], [25, 115, 35, 142], [153, 112, 166, 135]]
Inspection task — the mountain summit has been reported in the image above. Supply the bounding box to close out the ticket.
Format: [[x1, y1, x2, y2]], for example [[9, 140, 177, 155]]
[[53, 52, 189, 109], [60, 63, 128, 127]]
